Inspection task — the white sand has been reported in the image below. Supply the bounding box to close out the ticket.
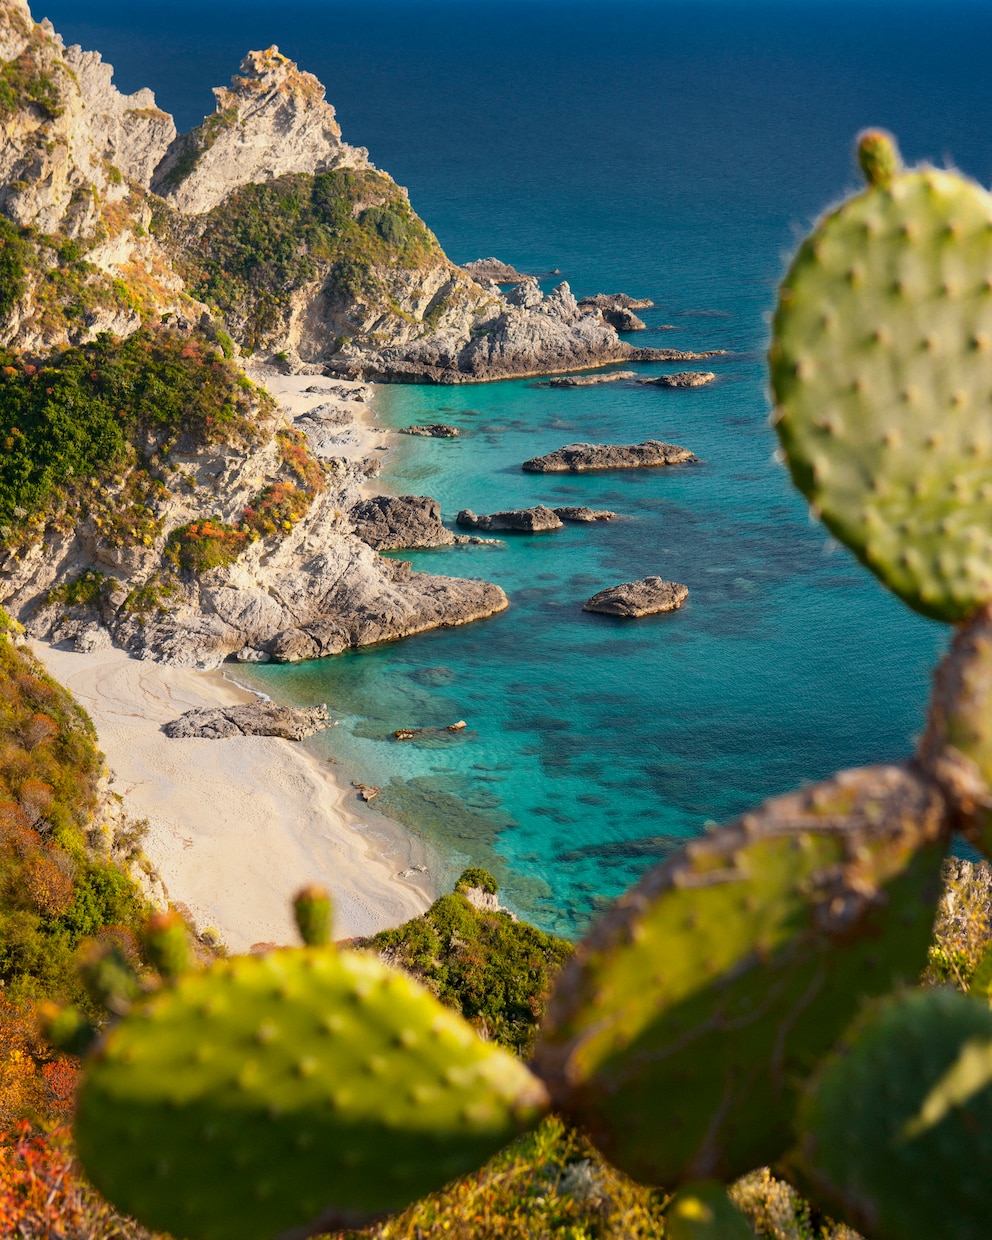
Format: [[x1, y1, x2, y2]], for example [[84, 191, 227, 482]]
[[32, 641, 433, 953]]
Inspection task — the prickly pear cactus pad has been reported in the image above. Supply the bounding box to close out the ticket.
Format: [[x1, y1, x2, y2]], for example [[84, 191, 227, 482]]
[[75, 947, 548, 1240], [532, 765, 948, 1186], [795, 988, 992, 1240], [770, 133, 992, 622]]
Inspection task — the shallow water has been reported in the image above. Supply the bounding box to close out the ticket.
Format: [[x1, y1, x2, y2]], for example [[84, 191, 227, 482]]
[[46, 0, 992, 933]]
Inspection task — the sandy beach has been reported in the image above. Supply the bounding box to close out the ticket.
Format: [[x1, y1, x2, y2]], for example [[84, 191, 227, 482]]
[[33, 640, 433, 952], [27, 374, 437, 953]]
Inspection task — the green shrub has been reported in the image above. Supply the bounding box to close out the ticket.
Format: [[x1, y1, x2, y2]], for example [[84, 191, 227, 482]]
[[358, 878, 572, 1056], [182, 169, 442, 350]]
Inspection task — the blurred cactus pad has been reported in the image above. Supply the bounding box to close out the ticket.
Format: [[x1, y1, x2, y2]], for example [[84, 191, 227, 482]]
[[74, 942, 548, 1240], [770, 131, 992, 622]]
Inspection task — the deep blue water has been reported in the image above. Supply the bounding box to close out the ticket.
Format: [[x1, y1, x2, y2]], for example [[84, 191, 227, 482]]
[[42, 0, 992, 932]]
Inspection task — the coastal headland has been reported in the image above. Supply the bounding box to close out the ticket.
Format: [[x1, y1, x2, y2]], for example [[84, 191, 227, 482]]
[[0, 0, 712, 949]]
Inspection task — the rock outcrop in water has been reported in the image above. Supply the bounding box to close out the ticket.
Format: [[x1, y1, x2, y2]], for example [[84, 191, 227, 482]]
[[639, 371, 716, 388], [583, 578, 689, 617], [543, 371, 637, 387], [522, 441, 698, 473], [461, 257, 529, 283], [457, 506, 564, 533], [553, 507, 617, 522], [401, 424, 460, 437], [350, 495, 456, 551], [577, 294, 651, 331], [165, 702, 332, 740]]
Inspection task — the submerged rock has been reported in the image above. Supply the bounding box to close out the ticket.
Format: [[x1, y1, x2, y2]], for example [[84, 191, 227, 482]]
[[582, 577, 689, 617], [401, 424, 460, 437], [522, 440, 697, 473], [639, 371, 716, 388], [456, 506, 564, 533], [165, 703, 332, 740], [553, 507, 617, 523], [350, 495, 456, 551], [543, 371, 637, 387]]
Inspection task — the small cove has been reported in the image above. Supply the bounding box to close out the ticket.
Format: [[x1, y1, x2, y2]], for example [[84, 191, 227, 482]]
[[47, 0, 990, 935]]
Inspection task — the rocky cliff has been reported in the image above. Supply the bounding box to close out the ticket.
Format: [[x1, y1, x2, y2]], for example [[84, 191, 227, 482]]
[[0, 0, 711, 381]]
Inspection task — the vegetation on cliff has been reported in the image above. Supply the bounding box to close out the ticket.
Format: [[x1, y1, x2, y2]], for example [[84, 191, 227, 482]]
[[357, 869, 573, 1056], [0, 327, 273, 541], [180, 169, 445, 351]]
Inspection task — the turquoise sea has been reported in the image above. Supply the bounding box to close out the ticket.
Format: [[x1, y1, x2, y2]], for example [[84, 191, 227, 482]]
[[48, 0, 992, 933]]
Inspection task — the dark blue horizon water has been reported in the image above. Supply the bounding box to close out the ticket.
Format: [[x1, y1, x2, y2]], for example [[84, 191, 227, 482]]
[[42, 0, 992, 932]]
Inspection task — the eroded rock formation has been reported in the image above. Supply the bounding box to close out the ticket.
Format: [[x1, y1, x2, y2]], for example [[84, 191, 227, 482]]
[[522, 441, 698, 473], [583, 578, 689, 617]]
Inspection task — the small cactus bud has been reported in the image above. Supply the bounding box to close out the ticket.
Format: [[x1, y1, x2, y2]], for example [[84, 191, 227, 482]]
[[143, 911, 191, 979], [39, 1002, 97, 1056], [293, 884, 332, 947], [857, 129, 901, 188], [78, 940, 141, 1016]]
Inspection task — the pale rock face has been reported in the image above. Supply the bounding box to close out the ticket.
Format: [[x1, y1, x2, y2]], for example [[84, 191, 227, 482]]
[[151, 46, 370, 215], [0, 13, 175, 233], [0, 0, 32, 63]]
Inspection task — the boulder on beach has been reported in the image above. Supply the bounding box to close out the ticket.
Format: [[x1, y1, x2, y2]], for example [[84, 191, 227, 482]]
[[639, 371, 716, 388], [350, 495, 456, 551], [165, 703, 332, 740], [457, 505, 564, 533], [582, 577, 689, 617], [553, 507, 617, 522], [522, 440, 697, 473]]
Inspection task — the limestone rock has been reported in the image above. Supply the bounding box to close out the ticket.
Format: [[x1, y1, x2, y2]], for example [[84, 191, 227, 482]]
[[401, 424, 459, 437], [544, 371, 636, 387], [576, 294, 649, 331], [583, 577, 689, 617], [151, 47, 369, 215], [639, 371, 716, 388], [522, 440, 698, 473], [553, 507, 617, 523], [579, 293, 655, 311], [456, 506, 564, 533], [461, 258, 528, 283], [350, 495, 456, 551], [266, 572, 509, 663], [165, 702, 332, 740]]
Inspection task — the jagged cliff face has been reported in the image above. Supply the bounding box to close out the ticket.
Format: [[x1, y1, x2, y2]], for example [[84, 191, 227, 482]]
[[0, 0, 656, 380], [151, 47, 370, 216]]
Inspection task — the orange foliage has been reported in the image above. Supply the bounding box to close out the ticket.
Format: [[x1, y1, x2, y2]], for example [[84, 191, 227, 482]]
[[24, 853, 74, 915], [22, 713, 58, 751], [18, 778, 52, 824]]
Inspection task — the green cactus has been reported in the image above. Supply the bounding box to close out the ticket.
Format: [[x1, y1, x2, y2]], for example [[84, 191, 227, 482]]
[[532, 764, 948, 1186], [292, 882, 332, 947], [73, 931, 547, 1240], [142, 910, 193, 979], [665, 1182, 755, 1240], [770, 131, 992, 622], [794, 988, 992, 1240]]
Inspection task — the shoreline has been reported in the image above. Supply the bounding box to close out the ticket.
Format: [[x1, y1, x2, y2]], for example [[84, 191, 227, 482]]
[[32, 640, 435, 953], [28, 375, 443, 953]]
